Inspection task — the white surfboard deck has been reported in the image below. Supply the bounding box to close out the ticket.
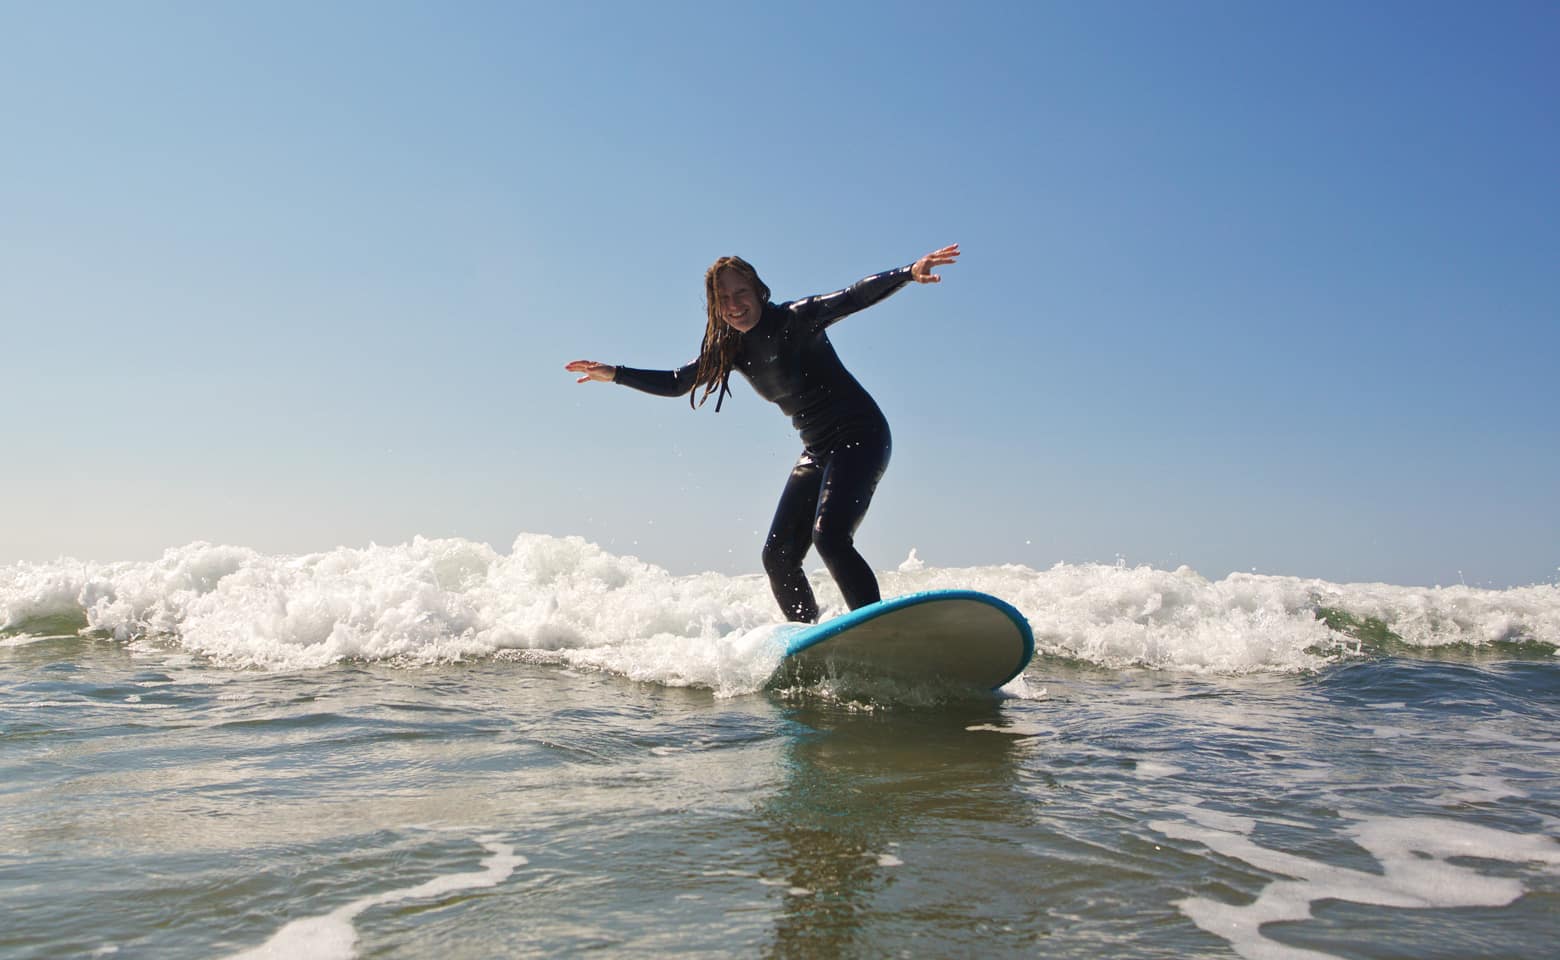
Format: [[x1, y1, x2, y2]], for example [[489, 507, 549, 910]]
[[774, 590, 1034, 692]]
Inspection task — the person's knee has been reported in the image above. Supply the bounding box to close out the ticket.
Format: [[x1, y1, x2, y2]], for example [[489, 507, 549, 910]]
[[811, 522, 855, 564], [761, 536, 797, 577]]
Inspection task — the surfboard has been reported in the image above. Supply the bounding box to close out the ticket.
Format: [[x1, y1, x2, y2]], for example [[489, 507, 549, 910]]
[[773, 590, 1034, 692]]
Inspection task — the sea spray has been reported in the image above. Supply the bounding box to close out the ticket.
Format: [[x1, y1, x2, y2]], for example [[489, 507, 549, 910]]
[[3, 536, 1557, 687]]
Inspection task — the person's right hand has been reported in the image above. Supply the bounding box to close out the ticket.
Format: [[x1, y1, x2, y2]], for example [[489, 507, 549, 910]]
[[565, 360, 617, 384]]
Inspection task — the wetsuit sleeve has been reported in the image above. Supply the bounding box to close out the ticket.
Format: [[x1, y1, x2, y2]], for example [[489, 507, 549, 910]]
[[784, 265, 914, 334], [612, 360, 699, 397]]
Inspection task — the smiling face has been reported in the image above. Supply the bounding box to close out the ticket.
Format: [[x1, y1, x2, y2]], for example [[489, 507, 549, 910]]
[[715, 267, 763, 333]]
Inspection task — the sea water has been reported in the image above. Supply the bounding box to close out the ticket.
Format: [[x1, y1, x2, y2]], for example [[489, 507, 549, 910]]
[[2, 536, 1557, 958]]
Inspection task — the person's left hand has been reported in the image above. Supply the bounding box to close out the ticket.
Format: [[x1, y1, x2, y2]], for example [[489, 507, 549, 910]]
[[911, 243, 960, 283], [565, 360, 617, 383]]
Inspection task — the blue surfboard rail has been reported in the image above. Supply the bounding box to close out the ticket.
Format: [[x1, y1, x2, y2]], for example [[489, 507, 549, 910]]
[[782, 589, 1035, 690]]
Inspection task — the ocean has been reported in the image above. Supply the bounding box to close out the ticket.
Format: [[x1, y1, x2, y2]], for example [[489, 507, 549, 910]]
[[3, 535, 1557, 958]]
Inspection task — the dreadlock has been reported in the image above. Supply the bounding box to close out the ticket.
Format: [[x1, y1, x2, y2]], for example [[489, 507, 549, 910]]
[[691, 256, 770, 411]]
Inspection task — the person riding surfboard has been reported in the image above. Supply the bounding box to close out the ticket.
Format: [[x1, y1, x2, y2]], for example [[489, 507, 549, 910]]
[[566, 244, 960, 623]]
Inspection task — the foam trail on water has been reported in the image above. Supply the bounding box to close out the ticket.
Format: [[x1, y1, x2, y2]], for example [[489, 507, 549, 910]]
[[225, 838, 523, 960], [2, 536, 1557, 688], [1152, 805, 1560, 960]]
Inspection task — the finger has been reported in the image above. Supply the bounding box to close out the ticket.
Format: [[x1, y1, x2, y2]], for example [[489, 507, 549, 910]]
[[576, 375, 590, 383]]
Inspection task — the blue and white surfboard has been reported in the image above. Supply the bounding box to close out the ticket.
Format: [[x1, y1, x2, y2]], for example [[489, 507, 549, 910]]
[[775, 590, 1034, 692]]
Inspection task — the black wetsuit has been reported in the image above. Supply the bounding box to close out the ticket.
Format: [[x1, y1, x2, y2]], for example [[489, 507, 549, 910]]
[[613, 265, 913, 622]]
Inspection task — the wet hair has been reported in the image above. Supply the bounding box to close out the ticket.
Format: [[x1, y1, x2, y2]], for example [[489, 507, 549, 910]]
[[691, 256, 770, 411]]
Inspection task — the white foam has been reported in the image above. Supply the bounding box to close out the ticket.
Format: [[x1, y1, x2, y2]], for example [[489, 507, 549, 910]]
[[1304, 577, 1560, 648], [1132, 761, 1186, 780], [0, 633, 66, 648], [4, 537, 1557, 688], [1152, 807, 1560, 960], [1446, 774, 1528, 804], [225, 838, 523, 960], [996, 674, 1044, 699]]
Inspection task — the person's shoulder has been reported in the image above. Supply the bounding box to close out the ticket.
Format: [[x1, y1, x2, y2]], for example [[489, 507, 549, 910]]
[[764, 300, 817, 338], [771, 296, 819, 324], [758, 300, 793, 328]]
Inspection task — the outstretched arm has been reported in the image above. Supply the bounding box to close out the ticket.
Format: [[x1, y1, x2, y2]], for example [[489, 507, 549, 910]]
[[565, 359, 698, 397], [795, 243, 962, 331]]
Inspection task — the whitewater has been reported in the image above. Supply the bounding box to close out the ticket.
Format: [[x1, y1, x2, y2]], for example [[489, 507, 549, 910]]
[[3, 535, 1558, 959], [4, 535, 1555, 679]]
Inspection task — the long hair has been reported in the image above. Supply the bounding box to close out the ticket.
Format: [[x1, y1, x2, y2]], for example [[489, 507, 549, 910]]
[[691, 256, 770, 411]]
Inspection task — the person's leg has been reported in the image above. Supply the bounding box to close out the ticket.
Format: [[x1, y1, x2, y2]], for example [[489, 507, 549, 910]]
[[810, 433, 892, 611], [761, 453, 823, 622]]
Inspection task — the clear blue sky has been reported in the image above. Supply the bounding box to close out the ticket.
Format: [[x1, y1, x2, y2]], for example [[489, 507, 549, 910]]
[[3, 1, 1556, 588]]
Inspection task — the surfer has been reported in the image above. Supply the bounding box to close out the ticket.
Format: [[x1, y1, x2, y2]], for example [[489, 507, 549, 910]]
[[565, 244, 960, 623]]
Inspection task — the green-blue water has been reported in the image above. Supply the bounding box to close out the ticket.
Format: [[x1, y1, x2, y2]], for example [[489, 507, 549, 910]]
[[4, 637, 1557, 958]]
